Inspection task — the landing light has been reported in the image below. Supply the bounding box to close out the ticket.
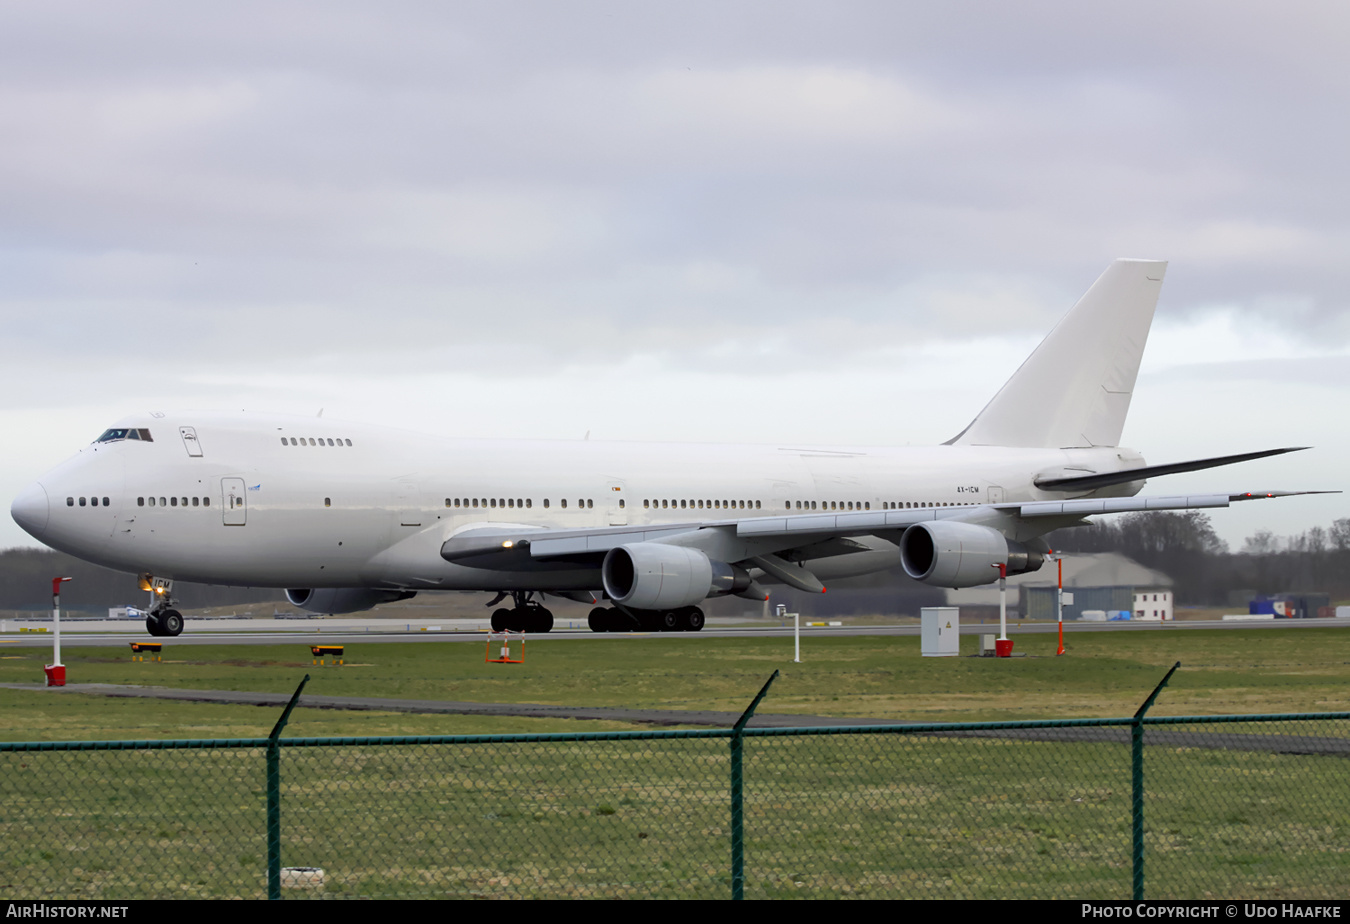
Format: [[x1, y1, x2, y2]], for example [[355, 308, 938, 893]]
[[502, 541, 514, 549]]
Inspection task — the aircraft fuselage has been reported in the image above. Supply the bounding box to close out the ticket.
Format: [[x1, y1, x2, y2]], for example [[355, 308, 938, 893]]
[[11, 411, 1142, 592]]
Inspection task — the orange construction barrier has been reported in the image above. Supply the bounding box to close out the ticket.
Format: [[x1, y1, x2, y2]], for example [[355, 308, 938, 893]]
[[486, 631, 524, 664]]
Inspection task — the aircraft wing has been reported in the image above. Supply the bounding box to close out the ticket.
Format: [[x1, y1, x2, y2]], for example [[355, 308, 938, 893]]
[[440, 489, 1330, 566]]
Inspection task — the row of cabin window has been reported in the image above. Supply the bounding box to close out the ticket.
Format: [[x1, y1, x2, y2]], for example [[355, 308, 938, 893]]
[[780, 501, 974, 511], [635, 499, 974, 513], [281, 437, 352, 447], [432, 496, 971, 514], [68, 496, 110, 507], [443, 498, 597, 509], [645, 499, 760, 510], [137, 496, 210, 507]]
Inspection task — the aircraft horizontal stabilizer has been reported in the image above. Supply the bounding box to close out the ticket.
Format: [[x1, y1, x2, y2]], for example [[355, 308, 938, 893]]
[[1034, 447, 1309, 492]]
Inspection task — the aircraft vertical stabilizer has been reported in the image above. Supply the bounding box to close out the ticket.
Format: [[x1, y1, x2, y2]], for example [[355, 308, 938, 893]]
[[947, 258, 1166, 449]]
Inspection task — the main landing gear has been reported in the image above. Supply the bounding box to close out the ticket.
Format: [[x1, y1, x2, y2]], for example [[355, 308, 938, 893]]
[[587, 606, 705, 633], [140, 574, 184, 638], [488, 591, 554, 633]]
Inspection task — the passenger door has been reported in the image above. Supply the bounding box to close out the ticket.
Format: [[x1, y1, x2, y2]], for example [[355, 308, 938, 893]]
[[222, 478, 247, 526], [606, 480, 628, 526]]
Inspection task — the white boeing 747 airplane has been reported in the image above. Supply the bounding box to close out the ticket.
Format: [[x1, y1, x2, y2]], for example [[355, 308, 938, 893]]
[[9, 260, 1323, 637]]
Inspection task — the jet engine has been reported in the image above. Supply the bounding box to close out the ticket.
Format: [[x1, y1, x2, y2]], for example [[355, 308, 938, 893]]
[[899, 521, 1044, 588], [285, 588, 416, 614], [602, 543, 751, 610]]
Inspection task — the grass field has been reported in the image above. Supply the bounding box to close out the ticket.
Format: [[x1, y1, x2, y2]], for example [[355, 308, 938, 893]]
[[4, 716, 1346, 898], [2, 627, 1348, 899], [1, 625, 1348, 740]]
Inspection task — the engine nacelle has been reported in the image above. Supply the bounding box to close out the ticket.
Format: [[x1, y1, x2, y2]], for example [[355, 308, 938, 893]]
[[285, 588, 416, 614], [899, 521, 1044, 588], [602, 543, 750, 610]]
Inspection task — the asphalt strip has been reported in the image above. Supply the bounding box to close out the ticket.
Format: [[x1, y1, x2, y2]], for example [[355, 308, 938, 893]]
[[4, 682, 1348, 756], [1, 681, 891, 729]]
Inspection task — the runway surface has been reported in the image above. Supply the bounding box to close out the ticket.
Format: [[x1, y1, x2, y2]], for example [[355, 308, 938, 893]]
[[3, 614, 1347, 648]]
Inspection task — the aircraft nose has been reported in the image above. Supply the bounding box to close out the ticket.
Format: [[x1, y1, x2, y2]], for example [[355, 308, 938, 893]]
[[11, 481, 50, 539]]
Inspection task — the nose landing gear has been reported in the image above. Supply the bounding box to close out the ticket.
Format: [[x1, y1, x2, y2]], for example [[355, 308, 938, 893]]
[[140, 573, 184, 637]]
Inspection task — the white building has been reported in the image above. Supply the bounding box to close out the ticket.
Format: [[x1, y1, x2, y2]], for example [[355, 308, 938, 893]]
[[1132, 589, 1173, 621]]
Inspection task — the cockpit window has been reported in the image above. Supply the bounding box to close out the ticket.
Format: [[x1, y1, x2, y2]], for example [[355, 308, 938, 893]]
[[95, 428, 152, 443]]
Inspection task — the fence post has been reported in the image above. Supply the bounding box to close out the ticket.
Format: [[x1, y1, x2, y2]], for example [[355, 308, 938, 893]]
[[1131, 661, 1179, 901], [267, 675, 310, 901], [730, 670, 779, 901]]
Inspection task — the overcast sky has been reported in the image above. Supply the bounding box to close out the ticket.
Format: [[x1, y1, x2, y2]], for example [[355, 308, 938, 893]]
[[3, 1, 1348, 551]]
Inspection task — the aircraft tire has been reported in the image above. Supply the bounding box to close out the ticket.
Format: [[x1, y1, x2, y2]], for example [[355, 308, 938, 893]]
[[528, 607, 553, 633], [657, 610, 680, 632], [679, 607, 705, 632], [160, 609, 184, 637], [491, 609, 511, 632], [588, 607, 608, 632], [145, 614, 163, 637]]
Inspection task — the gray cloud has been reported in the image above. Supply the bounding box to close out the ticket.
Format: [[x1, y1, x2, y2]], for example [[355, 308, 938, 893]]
[[3, 1, 1349, 547]]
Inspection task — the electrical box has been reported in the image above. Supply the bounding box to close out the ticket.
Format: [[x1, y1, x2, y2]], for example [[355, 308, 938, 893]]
[[920, 606, 960, 657]]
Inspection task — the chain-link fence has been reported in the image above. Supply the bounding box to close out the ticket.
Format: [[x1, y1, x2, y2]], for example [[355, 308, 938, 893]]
[[3, 686, 1347, 899]]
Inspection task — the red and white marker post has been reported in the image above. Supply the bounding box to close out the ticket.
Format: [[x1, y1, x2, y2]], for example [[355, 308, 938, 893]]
[[1055, 554, 1067, 656], [46, 576, 72, 686], [995, 563, 1014, 657]]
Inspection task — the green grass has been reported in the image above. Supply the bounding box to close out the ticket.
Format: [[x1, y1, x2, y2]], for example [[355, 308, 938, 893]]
[[2, 628, 1347, 899], [2, 626, 1349, 741], [5, 726, 1347, 899]]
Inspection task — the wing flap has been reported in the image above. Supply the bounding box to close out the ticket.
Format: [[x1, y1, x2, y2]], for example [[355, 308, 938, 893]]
[[736, 509, 926, 538], [1018, 494, 1231, 517], [1015, 490, 1334, 518]]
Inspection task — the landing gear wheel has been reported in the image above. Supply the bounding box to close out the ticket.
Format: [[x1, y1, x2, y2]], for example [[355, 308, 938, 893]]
[[160, 609, 184, 637], [678, 607, 705, 632], [145, 614, 164, 637], [657, 610, 680, 632], [491, 609, 512, 632], [524, 605, 553, 633], [588, 607, 609, 633]]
